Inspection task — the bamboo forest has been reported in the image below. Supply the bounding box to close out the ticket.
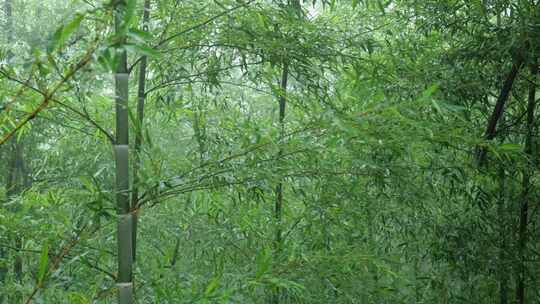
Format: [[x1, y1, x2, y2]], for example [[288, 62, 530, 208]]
[[2, 0, 540, 303]]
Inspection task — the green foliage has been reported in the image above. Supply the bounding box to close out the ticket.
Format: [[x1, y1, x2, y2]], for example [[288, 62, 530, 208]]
[[47, 13, 85, 53], [37, 242, 49, 285], [1, 0, 540, 303]]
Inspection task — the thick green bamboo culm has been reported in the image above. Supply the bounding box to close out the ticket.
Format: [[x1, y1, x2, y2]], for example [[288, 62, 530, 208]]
[[117, 213, 134, 280], [113, 0, 134, 303]]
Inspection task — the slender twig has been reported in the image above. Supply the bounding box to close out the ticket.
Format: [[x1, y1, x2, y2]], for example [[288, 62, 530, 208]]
[[157, 0, 256, 47], [24, 224, 90, 304], [0, 70, 114, 142], [0, 42, 99, 146]]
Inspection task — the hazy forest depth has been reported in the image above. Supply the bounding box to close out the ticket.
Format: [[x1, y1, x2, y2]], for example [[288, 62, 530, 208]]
[[1, 0, 540, 303]]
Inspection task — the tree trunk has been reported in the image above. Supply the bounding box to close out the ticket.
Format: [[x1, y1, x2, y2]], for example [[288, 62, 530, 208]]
[[274, 62, 289, 254], [131, 0, 151, 265], [272, 61, 289, 304], [476, 57, 523, 166], [114, 1, 133, 303], [515, 62, 537, 304]]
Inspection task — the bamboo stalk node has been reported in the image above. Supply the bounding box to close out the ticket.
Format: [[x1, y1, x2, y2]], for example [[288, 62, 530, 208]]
[[114, 144, 129, 151], [118, 213, 134, 221], [117, 282, 134, 304]]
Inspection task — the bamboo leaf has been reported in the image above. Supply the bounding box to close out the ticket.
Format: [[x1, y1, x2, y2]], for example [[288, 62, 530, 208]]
[[127, 28, 153, 43], [37, 242, 49, 285], [47, 27, 64, 53], [499, 143, 521, 152], [255, 248, 270, 279], [63, 13, 85, 39], [204, 277, 220, 296], [124, 43, 161, 58], [47, 13, 84, 53], [144, 127, 153, 148], [431, 100, 442, 115], [124, 0, 137, 27], [421, 84, 439, 99]]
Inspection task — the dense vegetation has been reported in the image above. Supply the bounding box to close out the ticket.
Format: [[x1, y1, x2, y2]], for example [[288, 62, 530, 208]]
[[1, 0, 539, 303]]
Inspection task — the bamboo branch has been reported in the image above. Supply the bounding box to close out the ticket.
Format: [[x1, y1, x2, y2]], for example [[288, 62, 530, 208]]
[[0, 42, 99, 146]]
